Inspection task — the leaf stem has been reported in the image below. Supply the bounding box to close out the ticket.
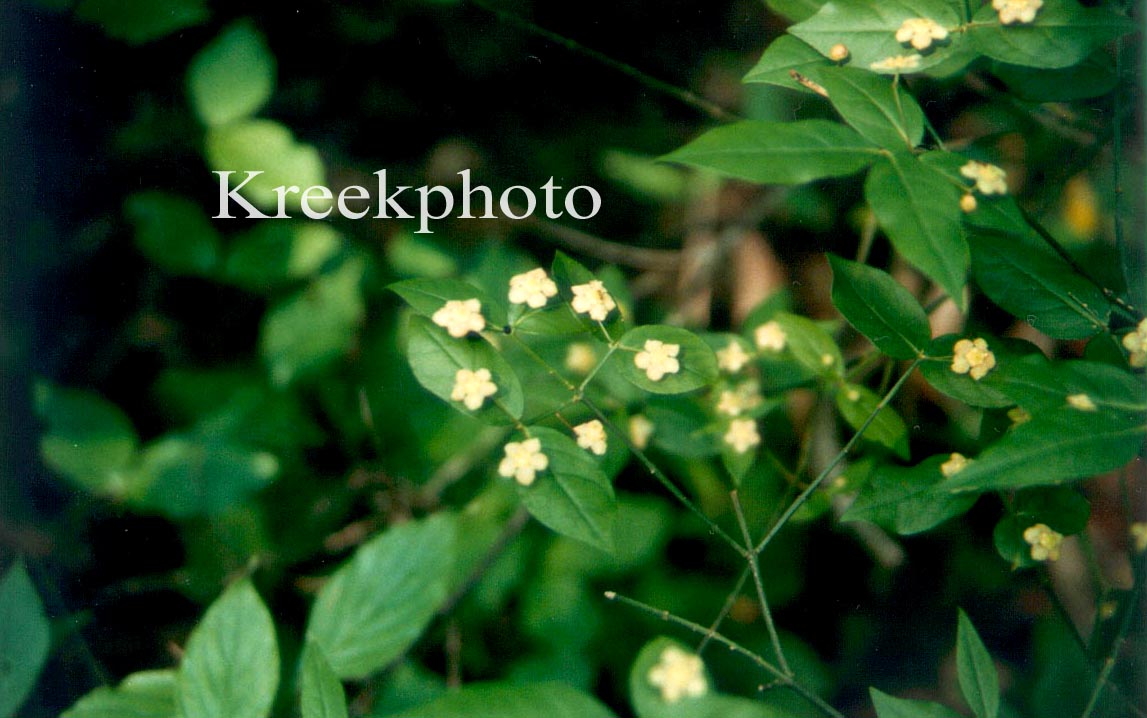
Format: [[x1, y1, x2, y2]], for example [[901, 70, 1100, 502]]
[[732, 490, 792, 676]]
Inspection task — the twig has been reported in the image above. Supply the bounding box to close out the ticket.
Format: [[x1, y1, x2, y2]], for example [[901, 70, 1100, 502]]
[[698, 567, 750, 653], [516, 212, 682, 271], [731, 490, 792, 676]]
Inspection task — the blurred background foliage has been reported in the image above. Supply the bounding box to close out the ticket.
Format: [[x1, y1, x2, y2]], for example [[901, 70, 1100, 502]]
[[0, 0, 1143, 717]]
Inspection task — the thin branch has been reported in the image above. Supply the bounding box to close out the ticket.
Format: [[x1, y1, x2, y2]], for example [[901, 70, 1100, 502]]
[[731, 490, 792, 676], [698, 567, 750, 653]]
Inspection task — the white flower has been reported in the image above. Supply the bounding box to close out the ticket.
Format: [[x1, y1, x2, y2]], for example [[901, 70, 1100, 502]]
[[940, 452, 970, 477], [960, 161, 1008, 196], [716, 381, 763, 417], [570, 280, 616, 322], [895, 17, 949, 51], [869, 54, 922, 73], [629, 414, 654, 449], [1122, 319, 1147, 368], [565, 342, 598, 374], [508, 267, 558, 308], [754, 321, 787, 352], [1023, 523, 1064, 562], [432, 298, 486, 338], [634, 340, 681, 381], [450, 368, 497, 410], [716, 340, 751, 373], [724, 418, 760, 454], [1067, 393, 1097, 412], [1131, 523, 1147, 553], [992, 0, 1043, 25], [647, 646, 708, 704], [573, 419, 608, 455], [498, 438, 549, 486], [951, 338, 997, 381]]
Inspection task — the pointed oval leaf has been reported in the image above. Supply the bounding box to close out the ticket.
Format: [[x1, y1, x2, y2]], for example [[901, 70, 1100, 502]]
[[968, 0, 1135, 70], [956, 610, 1000, 718], [300, 644, 348, 718], [35, 382, 140, 497], [663, 120, 880, 185], [613, 326, 718, 395], [834, 383, 910, 459], [843, 455, 977, 534], [125, 192, 222, 276], [306, 514, 456, 679], [772, 312, 844, 378], [62, 670, 177, 718], [75, 0, 208, 44], [177, 579, 279, 718], [517, 427, 617, 552], [394, 681, 617, 718], [828, 254, 930, 359], [743, 35, 830, 92], [0, 562, 51, 718], [871, 687, 962, 718], [205, 120, 324, 211], [810, 66, 925, 149], [390, 278, 507, 329], [187, 20, 276, 127]]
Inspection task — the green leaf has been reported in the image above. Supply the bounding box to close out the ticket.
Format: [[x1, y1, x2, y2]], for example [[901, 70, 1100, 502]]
[[828, 254, 930, 359], [75, 0, 209, 44], [646, 401, 720, 459], [177, 580, 279, 718], [956, 610, 999, 718], [124, 192, 222, 276], [870, 688, 962, 718], [919, 335, 1038, 409], [968, 0, 1135, 70], [743, 36, 830, 92], [992, 356, 1146, 414], [0, 562, 50, 718], [765, 0, 828, 22], [865, 153, 968, 309], [834, 383, 910, 458], [390, 278, 507, 328], [306, 514, 456, 679], [223, 223, 343, 292], [991, 53, 1118, 101], [965, 203, 1110, 339], [300, 644, 348, 718], [62, 670, 176, 718], [404, 315, 525, 424], [789, 0, 962, 73], [1014, 487, 1091, 535], [261, 257, 366, 385], [394, 682, 617, 718], [549, 251, 627, 333], [205, 120, 325, 211], [843, 455, 977, 534], [187, 20, 275, 127], [943, 411, 1145, 493], [809, 66, 925, 149], [662, 120, 880, 185], [517, 427, 617, 552], [134, 434, 279, 518], [35, 382, 140, 497], [772, 312, 844, 378], [613, 326, 718, 395]]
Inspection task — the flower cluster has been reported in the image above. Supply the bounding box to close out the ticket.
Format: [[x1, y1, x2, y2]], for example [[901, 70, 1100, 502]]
[[754, 321, 787, 352], [993, 0, 1043, 25], [508, 268, 558, 308], [498, 438, 549, 486], [1123, 318, 1147, 368], [571, 280, 616, 321], [960, 161, 1008, 196], [716, 340, 751, 374], [432, 299, 486, 338], [647, 646, 708, 703], [573, 419, 608, 455], [1023, 523, 1064, 562], [895, 17, 948, 51], [950, 338, 997, 381], [940, 452, 970, 477], [716, 380, 763, 418], [635, 340, 681, 381], [450, 368, 497, 410]]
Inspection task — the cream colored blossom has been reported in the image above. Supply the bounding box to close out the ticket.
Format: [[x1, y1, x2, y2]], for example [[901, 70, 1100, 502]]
[[724, 418, 761, 454], [992, 0, 1043, 25], [647, 646, 708, 703], [573, 419, 608, 456], [951, 338, 997, 381], [960, 161, 1008, 196], [754, 321, 787, 352], [1122, 319, 1147, 368], [498, 438, 548, 486], [1130, 523, 1147, 553], [432, 298, 486, 338], [895, 17, 949, 51], [570, 280, 616, 322], [716, 340, 751, 374], [629, 414, 654, 449], [716, 383, 764, 417], [635, 340, 681, 381], [565, 342, 598, 374], [960, 193, 978, 213], [869, 54, 922, 73], [450, 368, 497, 411], [940, 452, 970, 477], [1067, 393, 1097, 412], [1023, 523, 1064, 562], [508, 267, 558, 308]]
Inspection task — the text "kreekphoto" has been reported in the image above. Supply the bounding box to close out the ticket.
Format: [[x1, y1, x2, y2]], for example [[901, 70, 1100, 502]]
[[214, 169, 603, 233]]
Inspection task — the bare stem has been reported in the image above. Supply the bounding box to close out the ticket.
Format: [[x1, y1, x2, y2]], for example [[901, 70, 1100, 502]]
[[732, 490, 792, 676]]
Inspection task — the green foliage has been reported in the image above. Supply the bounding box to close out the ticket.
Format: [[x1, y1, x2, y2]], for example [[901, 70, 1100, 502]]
[[613, 326, 719, 395], [300, 645, 349, 718], [205, 120, 325, 210], [177, 580, 279, 718], [75, 0, 209, 44], [393, 682, 617, 718], [305, 515, 456, 679], [967, 0, 1134, 70], [870, 688, 961, 718], [60, 671, 176, 718], [124, 192, 222, 276], [843, 455, 976, 534], [956, 610, 1000, 718], [828, 254, 930, 360], [810, 67, 925, 149], [187, 20, 276, 128], [0, 562, 50, 718]]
